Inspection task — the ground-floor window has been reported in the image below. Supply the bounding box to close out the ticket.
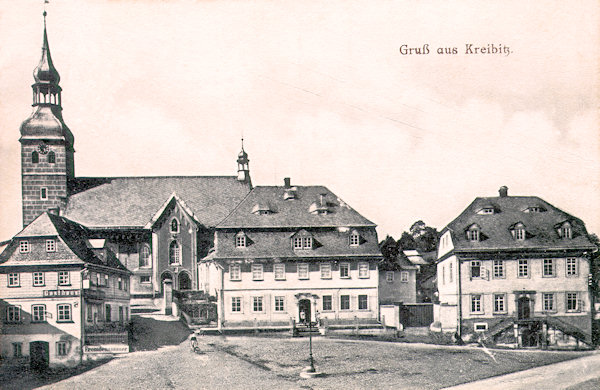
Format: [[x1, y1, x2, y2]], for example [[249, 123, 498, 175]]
[[358, 295, 368, 310], [385, 271, 394, 283], [543, 293, 555, 312], [56, 341, 67, 356], [231, 297, 242, 312], [322, 295, 332, 311], [471, 294, 482, 313], [12, 342, 22, 358], [274, 296, 285, 312], [119, 306, 124, 322], [140, 276, 151, 284], [252, 296, 263, 312], [340, 295, 350, 310], [105, 304, 112, 322]]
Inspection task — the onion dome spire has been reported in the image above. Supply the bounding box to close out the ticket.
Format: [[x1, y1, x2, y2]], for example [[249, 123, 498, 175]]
[[237, 138, 252, 187], [34, 11, 60, 85]]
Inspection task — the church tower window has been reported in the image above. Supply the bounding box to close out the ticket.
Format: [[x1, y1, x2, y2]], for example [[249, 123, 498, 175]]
[[32, 151, 39, 164], [48, 151, 55, 164], [170, 218, 179, 233], [169, 241, 181, 265]]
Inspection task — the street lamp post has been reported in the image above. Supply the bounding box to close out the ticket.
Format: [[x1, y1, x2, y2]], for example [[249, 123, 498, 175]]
[[308, 320, 315, 372]]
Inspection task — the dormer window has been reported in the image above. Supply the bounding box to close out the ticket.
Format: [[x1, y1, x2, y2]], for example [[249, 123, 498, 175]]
[[477, 206, 495, 215], [466, 225, 481, 242], [524, 206, 546, 213], [511, 223, 526, 240], [251, 203, 274, 215], [558, 222, 572, 239], [283, 188, 298, 200], [170, 218, 179, 233], [293, 236, 313, 250], [236, 235, 247, 248], [349, 231, 360, 246], [309, 193, 332, 215]]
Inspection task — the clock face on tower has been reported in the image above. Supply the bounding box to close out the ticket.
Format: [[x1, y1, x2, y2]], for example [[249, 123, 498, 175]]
[[37, 142, 49, 155]]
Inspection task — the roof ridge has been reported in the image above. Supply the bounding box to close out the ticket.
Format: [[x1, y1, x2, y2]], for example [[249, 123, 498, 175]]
[[75, 175, 238, 179]]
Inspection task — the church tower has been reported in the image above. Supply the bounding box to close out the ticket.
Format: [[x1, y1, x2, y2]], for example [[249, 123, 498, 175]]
[[19, 12, 75, 227], [237, 139, 252, 188]]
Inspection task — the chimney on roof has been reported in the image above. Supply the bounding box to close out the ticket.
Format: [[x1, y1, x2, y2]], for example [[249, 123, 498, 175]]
[[499, 186, 508, 197], [284, 177, 291, 188]]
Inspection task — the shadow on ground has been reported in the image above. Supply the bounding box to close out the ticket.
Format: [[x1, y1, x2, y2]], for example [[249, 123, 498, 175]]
[[0, 359, 110, 390], [129, 316, 192, 351]]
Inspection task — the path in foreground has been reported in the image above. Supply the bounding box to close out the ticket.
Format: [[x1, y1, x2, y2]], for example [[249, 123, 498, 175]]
[[39, 335, 592, 390]]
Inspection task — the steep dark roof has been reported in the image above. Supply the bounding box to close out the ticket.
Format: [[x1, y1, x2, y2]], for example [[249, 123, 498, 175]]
[[213, 229, 381, 260], [217, 186, 375, 228], [445, 195, 595, 252], [1, 212, 127, 272], [63, 176, 251, 228], [379, 251, 417, 271]]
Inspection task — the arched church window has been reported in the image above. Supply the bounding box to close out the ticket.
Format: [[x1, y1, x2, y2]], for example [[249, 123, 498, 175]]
[[169, 241, 181, 265], [139, 245, 151, 268], [32, 151, 39, 164], [170, 218, 179, 233], [48, 151, 56, 164]]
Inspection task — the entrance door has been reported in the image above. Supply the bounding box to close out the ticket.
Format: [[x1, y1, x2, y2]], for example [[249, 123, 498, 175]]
[[518, 297, 531, 320], [298, 299, 311, 325], [30, 341, 49, 371], [178, 272, 191, 290]]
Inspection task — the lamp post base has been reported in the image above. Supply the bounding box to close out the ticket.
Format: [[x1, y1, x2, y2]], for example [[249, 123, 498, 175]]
[[300, 366, 322, 378]]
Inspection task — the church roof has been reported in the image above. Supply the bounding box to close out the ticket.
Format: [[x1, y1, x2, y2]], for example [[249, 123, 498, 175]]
[[217, 185, 376, 228], [444, 195, 595, 252], [20, 106, 74, 144], [33, 21, 60, 85], [62, 176, 251, 229]]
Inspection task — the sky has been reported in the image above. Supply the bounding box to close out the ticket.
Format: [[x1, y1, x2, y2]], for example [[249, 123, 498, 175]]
[[0, 0, 598, 241]]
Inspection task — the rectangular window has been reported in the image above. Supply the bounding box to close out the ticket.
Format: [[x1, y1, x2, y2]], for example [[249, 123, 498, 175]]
[[340, 263, 350, 278], [57, 304, 72, 322], [493, 260, 505, 279], [32, 305, 46, 322], [566, 292, 579, 312], [46, 239, 56, 252], [515, 228, 525, 240], [252, 296, 263, 312], [322, 295, 332, 311], [12, 343, 22, 358], [87, 305, 93, 322], [229, 264, 241, 281], [467, 230, 480, 241], [33, 272, 45, 286], [543, 259, 555, 277], [358, 262, 370, 278], [252, 264, 264, 281], [105, 304, 112, 322], [358, 295, 368, 310], [442, 266, 445, 285], [118, 277, 123, 290], [518, 259, 529, 277], [8, 273, 19, 287], [494, 294, 506, 313], [349, 233, 360, 246], [449, 263, 453, 283], [56, 341, 67, 356], [471, 295, 482, 313], [58, 271, 70, 286], [235, 235, 246, 248], [298, 263, 309, 280], [19, 241, 30, 253], [385, 271, 394, 283], [273, 264, 286, 280], [543, 293, 555, 312], [231, 297, 241, 312], [119, 306, 124, 322], [40, 187, 48, 200], [302, 237, 313, 249], [293, 237, 303, 249], [470, 261, 481, 278], [566, 258, 578, 276], [340, 295, 350, 310], [140, 276, 151, 284], [400, 271, 409, 283], [104, 274, 109, 287], [274, 296, 285, 312], [320, 263, 332, 279], [6, 306, 21, 323]]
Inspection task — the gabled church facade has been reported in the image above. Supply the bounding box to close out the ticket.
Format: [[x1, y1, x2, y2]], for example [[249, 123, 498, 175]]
[[17, 13, 252, 306]]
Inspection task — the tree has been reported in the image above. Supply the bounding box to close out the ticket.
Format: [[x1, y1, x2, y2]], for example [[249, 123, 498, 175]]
[[379, 235, 399, 261], [398, 232, 416, 250]]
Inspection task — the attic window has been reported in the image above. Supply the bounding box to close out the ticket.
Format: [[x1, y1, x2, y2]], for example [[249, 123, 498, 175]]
[[236, 235, 247, 248], [524, 206, 546, 213], [293, 236, 313, 250], [309, 194, 332, 215], [349, 231, 360, 246], [251, 204, 274, 215], [466, 225, 481, 242], [283, 188, 298, 200], [478, 207, 495, 215], [511, 223, 526, 240], [559, 222, 572, 239]]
